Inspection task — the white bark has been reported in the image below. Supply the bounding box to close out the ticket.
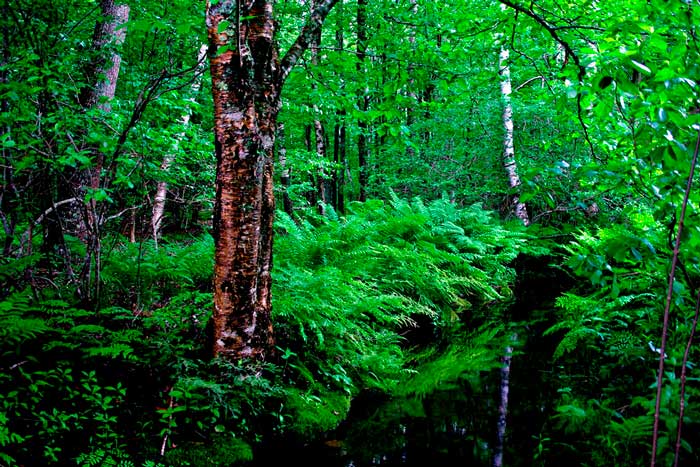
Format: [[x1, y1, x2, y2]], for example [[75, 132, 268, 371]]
[[151, 44, 208, 247], [499, 46, 530, 226], [493, 333, 517, 467], [493, 22, 528, 467]]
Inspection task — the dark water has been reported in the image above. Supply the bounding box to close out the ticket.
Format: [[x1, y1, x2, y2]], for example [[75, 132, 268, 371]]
[[254, 256, 568, 466], [254, 346, 559, 467]]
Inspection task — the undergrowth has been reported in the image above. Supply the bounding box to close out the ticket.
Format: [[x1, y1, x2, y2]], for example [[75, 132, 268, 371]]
[[0, 196, 534, 465]]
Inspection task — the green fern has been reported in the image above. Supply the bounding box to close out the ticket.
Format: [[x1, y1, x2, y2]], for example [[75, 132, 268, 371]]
[[274, 194, 529, 395], [396, 327, 505, 398], [609, 415, 653, 446], [545, 292, 655, 360]]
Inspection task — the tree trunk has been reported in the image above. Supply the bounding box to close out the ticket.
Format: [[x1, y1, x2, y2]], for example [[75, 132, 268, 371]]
[[76, 0, 129, 305], [498, 45, 529, 226], [79, 1, 130, 112], [277, 123, 294, 217], [206, 0, 339, 360], [405, 0, 418, 160], [356, 0, 369, 202], [309, 5, 330, 215], [152, 44, 208, 247], [333, 13, 346, 213], [333, 114, 346, 213], [493, 29, 529, 467]]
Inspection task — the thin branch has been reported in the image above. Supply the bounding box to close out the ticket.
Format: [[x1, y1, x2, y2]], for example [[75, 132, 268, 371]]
[[498, 0, 596, 159], [651, 129, 700, 467], [17, 197, 79, 252], [553, 24, 605, 32], [104, 204, 143, 223], [515, 75, 545, 91], [674, 286, 700, 467], [279, 0, 340, 85]]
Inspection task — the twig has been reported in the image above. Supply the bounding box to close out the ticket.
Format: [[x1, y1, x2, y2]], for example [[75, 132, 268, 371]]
[[674, 287, 700, 467], [17, 197, 79, 253], [651, 129, 700, 467], [160, 394, 174, 457], [515, 75, 545, 91]]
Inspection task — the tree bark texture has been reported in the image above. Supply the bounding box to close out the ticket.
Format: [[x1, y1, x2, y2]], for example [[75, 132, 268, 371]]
[[206, 0, 339, 360], [498, 46, 530, 226], [80, 1, 129, 112]]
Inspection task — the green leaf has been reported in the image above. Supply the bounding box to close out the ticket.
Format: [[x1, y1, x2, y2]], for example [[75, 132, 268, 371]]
[[631, 59, 651, 75]]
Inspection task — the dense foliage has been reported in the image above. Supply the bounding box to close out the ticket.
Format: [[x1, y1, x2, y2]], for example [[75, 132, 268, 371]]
[[2, 0, 700, 465]]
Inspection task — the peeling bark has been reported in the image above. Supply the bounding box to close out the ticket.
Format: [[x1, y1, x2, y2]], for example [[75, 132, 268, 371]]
[[206, 0, 339, 360], [498, 46, 530, 226]]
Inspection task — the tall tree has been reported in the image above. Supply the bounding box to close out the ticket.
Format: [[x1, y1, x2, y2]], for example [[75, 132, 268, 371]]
[[332, 8, 346, 213], [309, 0, 331, 215], [494, 13, 529, 466], [206, 0, 339, 360], [356, 0, 369, 202], [151, 44, 208, 247], [76, 0, 130, 304], [498, 43, 529, 226]]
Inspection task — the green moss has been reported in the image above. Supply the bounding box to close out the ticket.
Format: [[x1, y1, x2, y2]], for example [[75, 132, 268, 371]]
[[162, 435, 252, 466], [283, 388, 351, 439]]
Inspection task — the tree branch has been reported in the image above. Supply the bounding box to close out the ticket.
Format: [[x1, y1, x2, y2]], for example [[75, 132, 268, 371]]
[[278, 0, 340, 85], [498, 0, 583, 80], [651, 129, 700, 467], [498, 0, 596, 159]]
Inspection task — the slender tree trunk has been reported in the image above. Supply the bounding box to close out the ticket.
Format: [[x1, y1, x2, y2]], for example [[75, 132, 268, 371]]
[[304, 124, 318, 206], [206, 0, 339, 360], [498, 45, 529, 226], [277, 123, 294, 217], [152, 44, 208, 247], [309, 4, 330, 215], [77, 0, 129, 305], [356, 0, 369, 202], [493, 29, 529, 467], [405, 0, 418, 160], [333, 13, 346, 212], [333, 113, 346, 213], [0, 36, 15, 257]]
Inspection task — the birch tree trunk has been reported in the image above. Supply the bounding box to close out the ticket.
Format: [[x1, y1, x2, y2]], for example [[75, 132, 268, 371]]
[[493, 30, 529, 467], [499, 45, 530, 226], [309, 1, 330, 215], [152, 44, 208, 247], [206, 0, 339, 360]]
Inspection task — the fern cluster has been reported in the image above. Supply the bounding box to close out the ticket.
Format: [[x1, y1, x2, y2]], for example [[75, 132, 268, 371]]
[[0, 195, 533, 465], [273, 194, 531, 410], [540, 206, 700, 465]]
